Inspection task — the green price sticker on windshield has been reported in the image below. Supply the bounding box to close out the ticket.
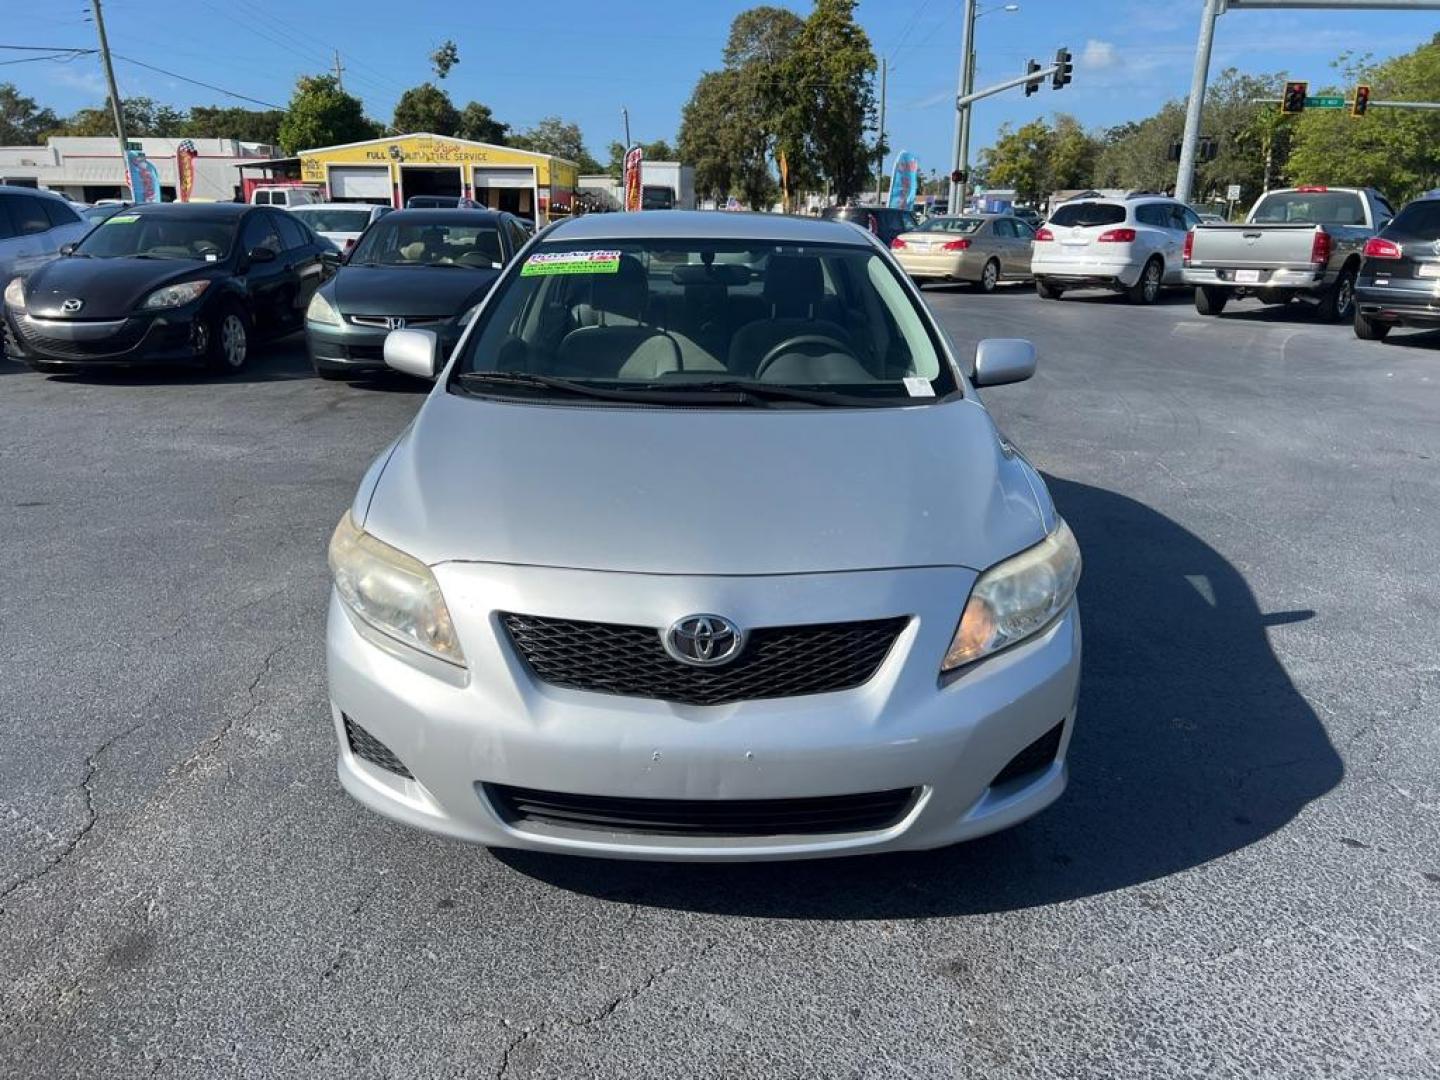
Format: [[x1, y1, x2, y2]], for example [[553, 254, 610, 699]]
[[521, 250, 622, 277], [104, 214, 140, 224]]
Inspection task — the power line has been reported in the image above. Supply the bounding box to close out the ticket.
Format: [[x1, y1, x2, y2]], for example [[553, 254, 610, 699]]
[[110, 54, 285, 109]]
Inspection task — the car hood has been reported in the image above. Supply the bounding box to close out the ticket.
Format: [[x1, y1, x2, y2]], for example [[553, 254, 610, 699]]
[[363, 393, 1049, 575], [331, 264, 500, 318], [21, 257, 220, 320]]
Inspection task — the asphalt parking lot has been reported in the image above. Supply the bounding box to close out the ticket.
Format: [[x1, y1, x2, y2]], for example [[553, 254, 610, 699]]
[[2, 286, 1437, 1079]]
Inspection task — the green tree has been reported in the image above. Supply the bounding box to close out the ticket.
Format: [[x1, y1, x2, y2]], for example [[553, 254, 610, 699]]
[[509, 116, 602, 171], [277, 74, 378, 154], [1047, 114, 1100, 190], [726, 6, 810, 208], [679, 67, 775, 209], [0, 83, 58, 144], [783, 0, 877, 202], [181, 106, 285, 144], [456, 101, 508, 144], [430, 39, 459, 80], [392, 82, 461, 135], [1286, 35, 1439, 201], [980, 119, 1054, 203], [605, 138, 677, 175], [55, 97, 185, 138]]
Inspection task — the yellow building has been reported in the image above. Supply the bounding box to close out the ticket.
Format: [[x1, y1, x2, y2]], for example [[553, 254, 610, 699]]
[[295, 133, 578, 222]]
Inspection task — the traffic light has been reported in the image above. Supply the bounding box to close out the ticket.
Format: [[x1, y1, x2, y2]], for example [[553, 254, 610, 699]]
[[1352, 84, 1371, 117], [1198, 136, 1217, 163], [1024, 59, 1041, 97], [1281, 81, 1308, 114], [1052, 48, 1073, 91], [949, 169, 967, 184]]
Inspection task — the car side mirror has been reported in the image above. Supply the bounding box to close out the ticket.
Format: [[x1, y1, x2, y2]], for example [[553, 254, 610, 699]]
[[246, 246, 277, 264], [972, 338, 1036, 387], [384, 328, 440, 380], [320, 249, 342, 270], [59, 243, 77, 256]]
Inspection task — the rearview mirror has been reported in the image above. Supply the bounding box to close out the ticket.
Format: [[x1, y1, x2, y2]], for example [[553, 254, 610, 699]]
[[384, 328, 440, 380], [246, 246, 277, 264], [972, 338, 1036, 387]]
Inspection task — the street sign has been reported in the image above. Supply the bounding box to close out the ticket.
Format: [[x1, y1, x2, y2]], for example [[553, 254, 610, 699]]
[[1226, 184, 1242, 201], [1304, 95, 1345, 109]]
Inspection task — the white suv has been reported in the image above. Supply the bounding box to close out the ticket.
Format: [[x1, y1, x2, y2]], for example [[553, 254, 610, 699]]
[[1031, 195, 1200, 304]]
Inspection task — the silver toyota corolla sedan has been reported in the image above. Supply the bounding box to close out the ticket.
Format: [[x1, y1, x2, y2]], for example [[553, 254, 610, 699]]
[[326, 210, 1081, 861]]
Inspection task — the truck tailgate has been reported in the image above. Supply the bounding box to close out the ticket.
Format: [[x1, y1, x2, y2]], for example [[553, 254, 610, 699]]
[[1188, 223, 1318, 269]]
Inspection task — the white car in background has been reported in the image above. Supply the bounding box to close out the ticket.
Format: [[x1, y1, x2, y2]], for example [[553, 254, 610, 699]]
[[286, 203, 391, 252], [1031, 194, 1201, 304], [0, 185, 89, 287]]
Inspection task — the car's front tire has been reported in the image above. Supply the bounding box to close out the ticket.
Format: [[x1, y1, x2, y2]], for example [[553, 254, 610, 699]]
[[204, 304, 250, 374], [1353, 310, 1392, 341]]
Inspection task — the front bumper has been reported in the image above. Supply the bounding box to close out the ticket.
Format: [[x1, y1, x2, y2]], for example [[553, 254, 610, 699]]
[[1182, 266, 1332, 293], [327, 562, 1081, 861], [1355, 282, 1440, 326], [1032, 253, 1141, 288], [4, 304, 205, 366], [307, 318, 461, 373]]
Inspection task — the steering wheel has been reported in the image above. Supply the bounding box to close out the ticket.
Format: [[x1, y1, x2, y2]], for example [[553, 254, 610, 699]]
[[754, 334, 854, 381]]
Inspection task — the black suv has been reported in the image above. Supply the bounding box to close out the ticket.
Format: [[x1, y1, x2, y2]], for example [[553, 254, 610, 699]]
[[1354, 194, 1440, 342], [821, 205, 919, 248]]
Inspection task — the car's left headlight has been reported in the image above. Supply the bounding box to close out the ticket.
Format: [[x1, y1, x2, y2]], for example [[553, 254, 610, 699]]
[[942, 519, 1081, 672], [140, 280, 210, 310], [4, 277, 24, 309], [306, 291, 341, 326], [328, 512, 465, 667]]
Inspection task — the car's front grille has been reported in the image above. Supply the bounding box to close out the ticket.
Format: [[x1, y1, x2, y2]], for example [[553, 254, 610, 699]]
[[348, 315, 445, 328], [484, 783, 918, 837], [500, 613, 907, 706], [11, 317, 148, 359], [343, 715, 412, 778]]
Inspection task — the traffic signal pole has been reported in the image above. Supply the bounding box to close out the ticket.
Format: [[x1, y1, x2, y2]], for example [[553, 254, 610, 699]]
[[947, 0, 977, 213], [1174, 0, 1221, 206]]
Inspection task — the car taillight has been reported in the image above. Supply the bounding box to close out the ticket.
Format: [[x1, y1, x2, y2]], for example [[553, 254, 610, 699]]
[[1182, 230, 1195, 266], [1310, 230, 1332, 267], [890, 237, 907, 250], [1295, 185, 1328, 193], [1034, 227, 1054, 241], [1363, 236, 1401, 260], [940, 238, 971, 251], [1097, 228, 1137, 243]]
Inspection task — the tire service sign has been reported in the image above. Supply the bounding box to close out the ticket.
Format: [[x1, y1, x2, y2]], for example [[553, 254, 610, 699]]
[[623, 145, 643, 213]]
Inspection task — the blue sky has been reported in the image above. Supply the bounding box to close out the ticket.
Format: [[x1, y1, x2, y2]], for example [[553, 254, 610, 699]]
[[7, 0, 1435, 170]]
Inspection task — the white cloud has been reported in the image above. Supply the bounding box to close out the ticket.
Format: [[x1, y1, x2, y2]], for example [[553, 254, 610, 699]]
[[1081, 40, 1119, 71]]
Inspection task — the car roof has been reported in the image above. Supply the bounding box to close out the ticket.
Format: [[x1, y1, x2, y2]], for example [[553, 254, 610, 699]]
[[288, 203, 381, 212], [379, 208, 505, 225], [548, 210, 874, 245], [0, 185, 71, 201], [117, 201, 253, 218]]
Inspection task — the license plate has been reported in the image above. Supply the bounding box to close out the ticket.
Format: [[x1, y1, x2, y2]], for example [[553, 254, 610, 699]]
[[912, 243, 931, 253], [1418, 263, 1440, 279], [1235, 269, 1261, 284]]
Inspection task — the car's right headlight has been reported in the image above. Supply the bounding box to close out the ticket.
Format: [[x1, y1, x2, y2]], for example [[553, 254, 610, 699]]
[[942, 519, 1081, 672], [328, 512, 465, 667], [4, 277, 24, 309], [306, 291, 341, 326]]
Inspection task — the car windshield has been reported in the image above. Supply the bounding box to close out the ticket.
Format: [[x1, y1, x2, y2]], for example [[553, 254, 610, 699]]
[[453, 239, 956, 406], [1048, 202, 1126, 228], [292, 208, 373, 233], [1251, 191, 1366, 225], [917, 217, 984, 234], [72, 213, 235, 260], [348, 220, 501, 268], [1387, 200, 1440, 240]]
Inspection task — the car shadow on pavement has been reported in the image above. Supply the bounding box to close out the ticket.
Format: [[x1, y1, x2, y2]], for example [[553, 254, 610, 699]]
[[496, 476, 1344, 917]]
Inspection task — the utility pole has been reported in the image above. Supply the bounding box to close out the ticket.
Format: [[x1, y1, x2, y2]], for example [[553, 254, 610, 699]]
[[333, 49, 345, 91], [958, 47, 976, 211], [621, 106, 631, 148], [874, 57, 887, 205], [90, 0, 131, 201], [948, 0, 976, 212]]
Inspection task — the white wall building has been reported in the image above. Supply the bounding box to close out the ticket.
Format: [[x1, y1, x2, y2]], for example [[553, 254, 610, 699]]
[[0, 136, 279, 202]]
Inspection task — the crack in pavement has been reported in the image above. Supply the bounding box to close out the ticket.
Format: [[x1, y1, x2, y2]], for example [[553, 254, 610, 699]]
[[0, 721, 142, 912], [172, 641, 286, 778], [494, 940, 720, 1079]]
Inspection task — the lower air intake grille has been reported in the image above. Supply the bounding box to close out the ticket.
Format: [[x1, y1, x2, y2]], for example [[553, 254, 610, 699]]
[[343, 715, 412, 779], [501, 613, 908, 706], [484, 784, 918, 837], [991, 721, 1064, 787]]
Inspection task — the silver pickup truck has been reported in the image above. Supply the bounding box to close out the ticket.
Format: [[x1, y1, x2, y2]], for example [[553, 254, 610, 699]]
[[1182, 186, 1396, 320]]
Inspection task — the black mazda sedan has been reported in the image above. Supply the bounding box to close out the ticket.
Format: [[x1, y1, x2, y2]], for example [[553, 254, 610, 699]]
[[304, 208, 527, 380], [3, 202, 333, 374]]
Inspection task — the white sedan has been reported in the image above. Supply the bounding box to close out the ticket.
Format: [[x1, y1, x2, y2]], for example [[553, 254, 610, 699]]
[[286, 203, 391, 252]]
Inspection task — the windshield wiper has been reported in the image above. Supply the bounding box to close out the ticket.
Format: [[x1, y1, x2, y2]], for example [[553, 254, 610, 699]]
[[627, 380, 900, 407], [454, 371, 743, 405]]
